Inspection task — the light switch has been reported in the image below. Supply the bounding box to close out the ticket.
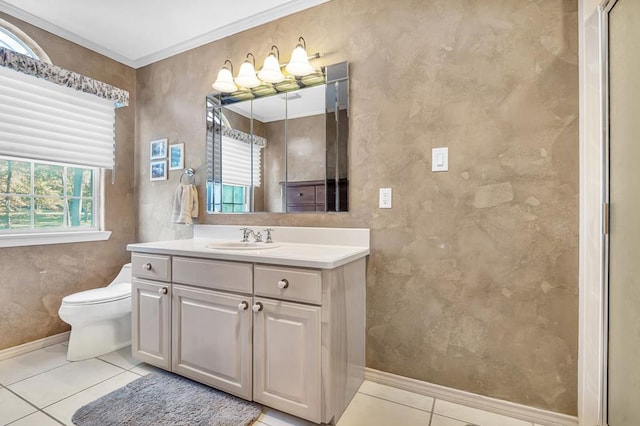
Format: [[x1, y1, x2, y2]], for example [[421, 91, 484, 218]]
[[432, 147, 448, 172]]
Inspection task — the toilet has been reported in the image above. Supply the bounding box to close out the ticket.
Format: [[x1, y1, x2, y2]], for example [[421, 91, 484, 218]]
[[58, 263, 132, 361]]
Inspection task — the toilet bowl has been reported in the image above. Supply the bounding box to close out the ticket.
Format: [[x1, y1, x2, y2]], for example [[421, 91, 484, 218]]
[[58, 263, 132, 361]]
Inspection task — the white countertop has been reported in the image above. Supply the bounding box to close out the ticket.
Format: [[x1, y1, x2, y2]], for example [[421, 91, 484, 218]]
[[128, 225, 370, 269], [127, 238, 369, 269]]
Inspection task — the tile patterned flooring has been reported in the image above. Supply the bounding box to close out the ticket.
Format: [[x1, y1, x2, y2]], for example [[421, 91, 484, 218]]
[[0, 344, 542, 426]]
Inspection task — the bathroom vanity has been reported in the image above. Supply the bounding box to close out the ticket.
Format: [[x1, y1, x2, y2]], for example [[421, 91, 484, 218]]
[[126, 225, 368, 425]]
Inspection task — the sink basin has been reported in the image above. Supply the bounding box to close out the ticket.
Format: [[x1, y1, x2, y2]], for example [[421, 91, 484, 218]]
[[205, 241, 280, 250]]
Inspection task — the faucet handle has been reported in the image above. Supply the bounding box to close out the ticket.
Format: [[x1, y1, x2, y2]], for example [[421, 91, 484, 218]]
[[240, 227, 250, 242], [264, 228, 274, 243]]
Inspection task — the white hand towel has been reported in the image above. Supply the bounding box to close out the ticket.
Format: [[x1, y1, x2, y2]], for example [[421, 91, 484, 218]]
[[171, 184, 199, 224]]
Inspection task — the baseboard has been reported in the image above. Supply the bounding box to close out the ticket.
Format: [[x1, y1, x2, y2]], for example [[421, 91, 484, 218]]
[[365, 368, 578, 426], [0, 332, 70, 362]]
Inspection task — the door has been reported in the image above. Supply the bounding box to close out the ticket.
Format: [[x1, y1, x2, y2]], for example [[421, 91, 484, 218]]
[[607, 0, 640, 424], [172, 285, 252, 400], [132, 278, 171, 369], [252, 298, 321, 423]]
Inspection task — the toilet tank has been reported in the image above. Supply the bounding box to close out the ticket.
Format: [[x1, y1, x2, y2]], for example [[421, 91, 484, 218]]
[[108, 263, 132, 287]]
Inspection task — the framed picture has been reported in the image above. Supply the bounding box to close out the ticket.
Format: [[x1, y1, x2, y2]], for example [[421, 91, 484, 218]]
[[169, 143, 185, 170], [150, 160, 167, 181], [150, 138, 167, 160]]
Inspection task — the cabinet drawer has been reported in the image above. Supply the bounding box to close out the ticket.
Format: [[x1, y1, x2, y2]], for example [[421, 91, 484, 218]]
[[287, 205, 316, 212], [286, 185, 316, 204], [315, 185, 325, 204], [131, 253, 171, 282], [254, 264, 322, 305], [173, 257, 252, 294]]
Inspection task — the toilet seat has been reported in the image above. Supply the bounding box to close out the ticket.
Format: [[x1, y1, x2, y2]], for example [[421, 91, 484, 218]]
[[62, 283, 131, 305]]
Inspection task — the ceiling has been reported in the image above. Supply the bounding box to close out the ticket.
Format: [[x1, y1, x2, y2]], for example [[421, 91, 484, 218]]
[[226, 84, 326, 122], [0, 0, 328, 69]]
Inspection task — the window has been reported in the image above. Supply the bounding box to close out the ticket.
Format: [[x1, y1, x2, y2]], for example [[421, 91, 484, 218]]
[[0, 27, 37, 58], [0, 18, 51, 63], [0, 156, 98, 232], [0, 24, 111, 247], [206, 182, 247, 213]]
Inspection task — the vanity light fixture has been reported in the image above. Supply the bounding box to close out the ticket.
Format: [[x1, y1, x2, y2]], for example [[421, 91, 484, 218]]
[[234, 53, 261, 88], [257, 45, 285, 84], [211, 38, 320, 94], [285, 36, 315, 76], [212, 60, 238, 93]]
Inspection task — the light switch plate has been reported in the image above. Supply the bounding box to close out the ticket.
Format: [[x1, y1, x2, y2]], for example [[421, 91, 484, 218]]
[[379, 188, 392, 208], [432, 147, 448, 172]]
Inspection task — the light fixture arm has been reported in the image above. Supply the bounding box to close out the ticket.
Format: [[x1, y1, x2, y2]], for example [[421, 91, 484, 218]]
[[270, 45, 280, 59], [245, 53, 255, 66], [297, 36, 307, 49], [223, 59, 234, 73]]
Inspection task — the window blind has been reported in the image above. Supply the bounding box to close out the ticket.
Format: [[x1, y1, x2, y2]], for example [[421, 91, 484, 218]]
[[0, 65, 115, 169], [221, 135, 261, 187]]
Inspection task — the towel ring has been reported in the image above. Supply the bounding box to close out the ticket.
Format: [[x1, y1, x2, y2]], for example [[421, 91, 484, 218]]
[[180, 168, 195, 184]]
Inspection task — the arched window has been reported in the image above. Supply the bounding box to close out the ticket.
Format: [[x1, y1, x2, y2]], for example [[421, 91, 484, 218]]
[[0, 18, 51, 63], [0, 19, 110, 246]]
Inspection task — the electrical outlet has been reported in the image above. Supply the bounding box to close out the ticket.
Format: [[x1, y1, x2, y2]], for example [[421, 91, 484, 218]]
[[379, 188, 392, 208]]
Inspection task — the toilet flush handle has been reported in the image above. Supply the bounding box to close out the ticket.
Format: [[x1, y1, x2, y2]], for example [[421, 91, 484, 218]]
[[143, 263, 152, 271], [158, 287, 168, 295]]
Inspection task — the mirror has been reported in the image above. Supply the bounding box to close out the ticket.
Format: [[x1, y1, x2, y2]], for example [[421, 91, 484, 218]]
[[206, 62, 349, 213]]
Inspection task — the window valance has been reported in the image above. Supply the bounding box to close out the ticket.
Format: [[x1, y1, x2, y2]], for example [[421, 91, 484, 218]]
[[0, 47, 128, 107]]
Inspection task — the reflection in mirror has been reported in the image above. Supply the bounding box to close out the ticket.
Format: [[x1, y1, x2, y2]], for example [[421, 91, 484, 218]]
[[326, 62, 349, 212], [206, 100, 264, 212], [206, 62, 349, 213]]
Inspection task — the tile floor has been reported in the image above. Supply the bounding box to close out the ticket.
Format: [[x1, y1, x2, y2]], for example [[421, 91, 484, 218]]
[[0, 343, 542, 426]]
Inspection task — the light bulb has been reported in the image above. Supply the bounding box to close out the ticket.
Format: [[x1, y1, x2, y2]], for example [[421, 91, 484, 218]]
[[235, 61, 260, 88], [258, 53, 285, 84], [212, 65, 237, 93], [285, 44, 314, 76]]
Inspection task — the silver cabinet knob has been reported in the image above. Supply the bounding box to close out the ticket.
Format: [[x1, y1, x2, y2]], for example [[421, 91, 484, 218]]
[[143, 263, 152, 271], [159, 287, 168, 295], [252, 302, 263, 312], [238, 301, 249, 311], [277, 279, 289, 289]]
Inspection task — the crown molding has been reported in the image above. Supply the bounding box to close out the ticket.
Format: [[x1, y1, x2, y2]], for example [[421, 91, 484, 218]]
[[130, 0, 330, 68], [0, 0, 330, 69]]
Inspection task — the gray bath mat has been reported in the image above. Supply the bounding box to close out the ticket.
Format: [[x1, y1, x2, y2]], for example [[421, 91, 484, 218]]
[[72, 370, 262, 426]]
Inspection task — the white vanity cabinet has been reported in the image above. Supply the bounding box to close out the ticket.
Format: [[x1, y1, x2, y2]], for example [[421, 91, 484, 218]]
[[253, 297, 321, 420], [171, 257, 253, 400], [131, 254, 172, 370], [172, 285, 253, 399], [129, 240, 366, 425], [252, 264, 323, 420]]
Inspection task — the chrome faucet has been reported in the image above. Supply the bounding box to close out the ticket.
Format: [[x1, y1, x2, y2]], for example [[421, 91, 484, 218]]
[[240, 227, 262, 242], [264, 228, 274, 243]]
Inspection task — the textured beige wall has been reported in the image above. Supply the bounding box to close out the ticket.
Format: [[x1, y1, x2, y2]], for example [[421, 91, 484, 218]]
[[0, 13, 136, 350], [136, 0, 578, 414], [283, 115, 326, 182]]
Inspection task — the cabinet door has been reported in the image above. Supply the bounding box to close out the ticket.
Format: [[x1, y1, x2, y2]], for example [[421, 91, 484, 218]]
[[172, 285, 252, 400], [253, 298, 321, 423], [132, 278, 171, 370]]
